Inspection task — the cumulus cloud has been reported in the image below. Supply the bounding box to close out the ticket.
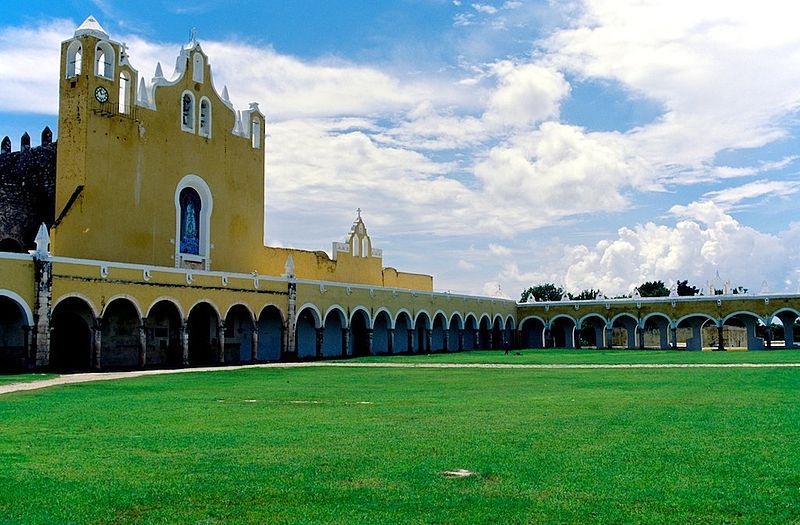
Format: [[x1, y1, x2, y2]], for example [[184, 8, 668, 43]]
[[497, 203, 800, 297], [482, 61, 569, 128], [0, 20, 72, 114], [542, 0, 800, 180]]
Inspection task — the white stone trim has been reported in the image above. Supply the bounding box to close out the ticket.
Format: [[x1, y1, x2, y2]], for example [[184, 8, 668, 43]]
[[52, 293, 100, 319], [101, 294, 144, 319], [145, 297, 185, 320], [175, 175, 213, 270], [0, 289, 34, 325], [296, 303, 323, 328]]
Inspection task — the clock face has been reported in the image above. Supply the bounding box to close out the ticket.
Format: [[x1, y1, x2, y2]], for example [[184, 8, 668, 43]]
[[94, 86, 109, 103]]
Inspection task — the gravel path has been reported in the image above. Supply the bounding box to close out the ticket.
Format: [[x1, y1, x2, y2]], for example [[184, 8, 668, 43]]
[[2, 361, 799, 396]]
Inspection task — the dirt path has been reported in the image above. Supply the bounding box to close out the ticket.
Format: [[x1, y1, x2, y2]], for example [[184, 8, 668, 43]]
[[2, 361, 799, 396]]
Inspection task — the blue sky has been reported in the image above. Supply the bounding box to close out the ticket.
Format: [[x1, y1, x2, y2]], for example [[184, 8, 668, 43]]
[[2, 0, 800, 298]]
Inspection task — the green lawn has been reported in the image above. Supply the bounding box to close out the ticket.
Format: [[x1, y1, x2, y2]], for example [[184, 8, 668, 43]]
[[1, 363, 799, 524], [352, 348, 800, 365], [0, 373, 56, 385]]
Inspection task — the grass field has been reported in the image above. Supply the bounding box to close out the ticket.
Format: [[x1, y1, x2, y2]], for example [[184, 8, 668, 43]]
[[1, 353, 799, 524], [352, 348, 800, 365]]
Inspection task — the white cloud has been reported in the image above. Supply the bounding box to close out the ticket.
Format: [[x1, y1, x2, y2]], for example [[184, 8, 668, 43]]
[[0, 20, 72, 114], [488, 243, 511, 256], [472, 3, 498, 15], [542, 1, 800, 181], [482, 61, 569, 128], [457, 259, 475, 270], [498, 203, 800, 297], [702, 179, 800, 209]]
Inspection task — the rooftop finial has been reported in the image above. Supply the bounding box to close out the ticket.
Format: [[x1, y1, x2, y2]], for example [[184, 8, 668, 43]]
[[74, 15, 109, 39], [33, 223, 51, 258], [191, 27, 198, 45], [357, 207, 362, 219]]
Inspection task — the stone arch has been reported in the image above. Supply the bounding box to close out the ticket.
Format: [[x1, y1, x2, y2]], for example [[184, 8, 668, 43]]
[[373, 307, 393, 329], [145, 299, 183, 367], [350, 306, 372, 328], [53, 293, 100, 319], [463, 313, 478, 350], [431, 312, 447, 352], [491, 315, 504, 350], [295, 306, 320, 359], [478, 315, 492, 349], [394, 308, 412, 330], [94, 41, 114, 78], [187, 301, 221, 366], [0, 294, 31, 371], [0, 290, 34, 325], [641, 313, 672, 350], [519, 316, 545, 349], [257, 304, 283, 361], [394, 310, 412, 354], [187, 299, 222, 323], [771, 308, 800, 349], [101, 297, 142, 369], [610, 313, 639, 349], [50, 296, 94, 372], [722, 311, 767, 350], [225, 304, 256, 363], [350, 308, 371, 357], [675, 313, 719, 351], [414, 311, 431, 353], [372, 309, 392, 355], [549, 315, 577, 349], [578, 314, 606, 348], [414, 310, 432, 329], [0, 238, 24, 253], [324, 304, 348, 326], [101, 294, 144, 320], [296, 304, 322, 329], [448, 312, 464, 351], [146, 296, 185, 320], [66, 39, 82, 78], [323, 307, 347, 357]]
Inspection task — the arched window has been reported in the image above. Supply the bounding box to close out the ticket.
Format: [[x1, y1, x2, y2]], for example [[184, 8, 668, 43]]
[[192, 53, 204, 83], [362, 237, 369, 258], [179, 188, 202, 255], [118, 71, 131, 114], [251, 119, 261, 149], [174, 175, 213, 269], [66, 41, 82, 78], [352, 238, 360, 257], [199, 98, 211, 137], [94, 41, 114, 78], [181, 91, 195, 132]]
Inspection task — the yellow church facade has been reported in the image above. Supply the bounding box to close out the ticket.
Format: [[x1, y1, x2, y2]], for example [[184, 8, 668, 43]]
[[0, 18, 517, 371]]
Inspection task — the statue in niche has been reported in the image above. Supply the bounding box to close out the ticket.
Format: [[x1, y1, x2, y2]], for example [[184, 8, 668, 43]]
[[180, 188, 201, 255]]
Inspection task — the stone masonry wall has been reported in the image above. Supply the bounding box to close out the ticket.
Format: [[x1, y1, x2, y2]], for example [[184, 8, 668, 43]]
[[0, 130, 57, 251]]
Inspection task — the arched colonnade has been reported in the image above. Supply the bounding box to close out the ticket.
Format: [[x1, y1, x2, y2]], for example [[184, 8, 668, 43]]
[[518, 308, 800, 351]]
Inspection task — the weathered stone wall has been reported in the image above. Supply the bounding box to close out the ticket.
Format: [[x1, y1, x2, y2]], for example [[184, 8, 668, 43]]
[[0, 130, 57, 251]]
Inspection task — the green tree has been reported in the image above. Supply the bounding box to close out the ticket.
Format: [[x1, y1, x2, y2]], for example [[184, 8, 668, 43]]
[[520, 283, 564, 303], [637, 280, 670, 297], [676, 280, 699, 296], [570, 289, 601, 301]]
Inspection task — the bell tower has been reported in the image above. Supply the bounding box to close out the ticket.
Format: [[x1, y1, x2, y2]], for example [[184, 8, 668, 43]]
[[54, 16, 138, 255]]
